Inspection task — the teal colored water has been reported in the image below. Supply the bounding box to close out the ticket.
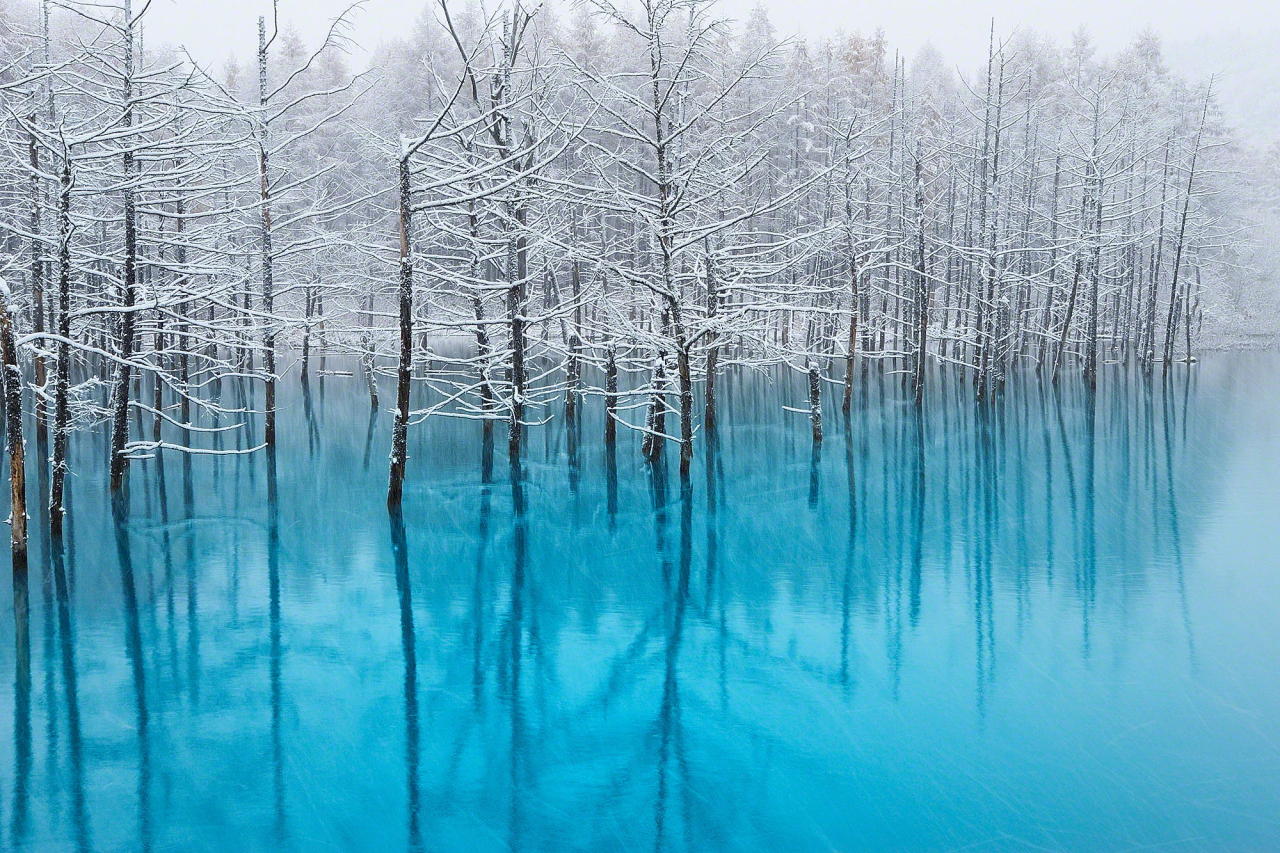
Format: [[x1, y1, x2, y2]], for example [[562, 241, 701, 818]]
[[2, 354, 1279, 851]]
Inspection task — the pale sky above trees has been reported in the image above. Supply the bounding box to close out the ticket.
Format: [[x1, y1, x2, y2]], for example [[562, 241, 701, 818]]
[[145, 0, 1275, 72], [140, 0, 1277, 143]]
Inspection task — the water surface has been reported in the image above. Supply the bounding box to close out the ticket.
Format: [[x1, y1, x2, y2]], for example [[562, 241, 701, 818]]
[[3, 354, 1279, 850]]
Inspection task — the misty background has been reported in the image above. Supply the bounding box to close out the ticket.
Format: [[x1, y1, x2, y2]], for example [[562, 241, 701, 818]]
[[133, 0, 1280, 338], [144, 0, 1280, 147]]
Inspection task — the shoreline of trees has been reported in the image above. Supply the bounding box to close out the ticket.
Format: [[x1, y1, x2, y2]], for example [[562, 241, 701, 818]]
[[0, 0, 1256, 567]]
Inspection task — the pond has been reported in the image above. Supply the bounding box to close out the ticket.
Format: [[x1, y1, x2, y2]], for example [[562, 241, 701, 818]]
[[2, 353, 1279, 850]]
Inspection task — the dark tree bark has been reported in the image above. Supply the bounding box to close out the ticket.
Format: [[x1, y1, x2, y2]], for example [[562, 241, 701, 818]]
[[0, 284, 28, 572], [388, 157, 414, 509]]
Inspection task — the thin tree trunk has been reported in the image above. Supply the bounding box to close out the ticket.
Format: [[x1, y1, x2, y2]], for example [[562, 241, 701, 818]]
[[257, 15, 278, 447], [27, 126, 48, 449], [108, 0, 137, 491]]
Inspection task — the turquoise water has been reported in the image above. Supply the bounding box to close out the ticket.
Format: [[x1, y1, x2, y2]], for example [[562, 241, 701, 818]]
[[2, 354, 1280, 850]]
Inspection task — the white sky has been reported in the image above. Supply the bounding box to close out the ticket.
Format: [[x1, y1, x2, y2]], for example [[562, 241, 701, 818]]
[[137, 0, 1275, 69], [130, 0, 1277, 142]]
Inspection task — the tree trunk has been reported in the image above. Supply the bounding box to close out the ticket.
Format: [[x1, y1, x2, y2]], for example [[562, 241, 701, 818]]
[[108, 0, 137, 491], [257, 15, 278, 447], [604, 346, 618, 447], [808, 359, 823, 444], [0, 284, 28, 572], [27, 126, 47, 450], [49, 155, 72, 537], [387, 157, 413, 509]]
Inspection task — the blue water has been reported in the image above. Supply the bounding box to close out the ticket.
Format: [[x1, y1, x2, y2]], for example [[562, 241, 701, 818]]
[[2, 354, 1280, 850]]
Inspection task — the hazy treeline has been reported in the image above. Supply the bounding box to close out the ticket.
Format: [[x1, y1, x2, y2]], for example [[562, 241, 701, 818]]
[[0, 0, 1254, 537]]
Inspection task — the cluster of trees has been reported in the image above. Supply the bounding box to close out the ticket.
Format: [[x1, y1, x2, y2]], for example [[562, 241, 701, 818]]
[[0, 0, 1244, 561]]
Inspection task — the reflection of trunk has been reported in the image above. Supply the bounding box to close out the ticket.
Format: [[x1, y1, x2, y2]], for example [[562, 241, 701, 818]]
[[183, 454, 199, 707], [506, 446, 528, 848], [472, 427, 493, 703], [51, 532, 90, 849], [112, 495, 151, 848], [389, 510, 420, 849], [909, 411, 926, 625], [11, 560, 31, 841], [653, 471, 691, 849], [840, 416, 858, 686], [605, 347, 619, 525], [266, 449, 285, 839], [1081, 388, 1098, 649]]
